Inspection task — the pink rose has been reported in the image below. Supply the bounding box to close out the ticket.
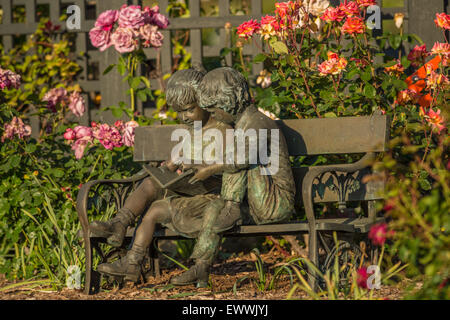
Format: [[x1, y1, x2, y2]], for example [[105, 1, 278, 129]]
[[73, 126, 92, 140], [114, 120, 125, 132], [1, 117, 31, 142], [43, 87, 68, 112], [140, 25, 164, 48], [68, 91, 85, 117], [95, 10, 119, 31], [72, 136, 91, 160], [89, 27, 113, 52], [118, 5, 145, 29], [151, 13, 170, 29], [0, 68, 21, 90], [122, 121, 139, 147], [63, 128, 76, 141], [111, 27, 138, 53], [93, 123, 123, 150]]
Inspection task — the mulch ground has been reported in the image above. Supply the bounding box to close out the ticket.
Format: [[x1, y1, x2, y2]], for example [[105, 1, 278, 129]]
[[0, 251, 411, 300]]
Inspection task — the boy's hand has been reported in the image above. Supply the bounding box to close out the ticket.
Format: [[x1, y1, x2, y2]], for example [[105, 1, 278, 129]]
[[188, 166, 214, 184]]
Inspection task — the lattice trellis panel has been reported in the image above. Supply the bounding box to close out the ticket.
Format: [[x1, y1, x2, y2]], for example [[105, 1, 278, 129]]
[[0, 0, 447, 130]]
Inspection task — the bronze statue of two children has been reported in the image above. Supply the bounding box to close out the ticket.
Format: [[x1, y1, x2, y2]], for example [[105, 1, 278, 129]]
[[89, 67, 296, 288]]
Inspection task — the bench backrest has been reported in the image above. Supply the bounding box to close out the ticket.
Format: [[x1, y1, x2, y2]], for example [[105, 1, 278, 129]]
[[134, 115, 389, 203], [134, 115, 389, 161]]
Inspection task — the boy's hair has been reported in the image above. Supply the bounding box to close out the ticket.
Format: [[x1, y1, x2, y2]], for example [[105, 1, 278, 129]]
[[197, 67, 251, 116], [166, 67, 206, 110]]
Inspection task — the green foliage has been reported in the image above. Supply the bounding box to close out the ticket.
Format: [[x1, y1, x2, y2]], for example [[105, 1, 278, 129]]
[[376, 132, 450, 299]]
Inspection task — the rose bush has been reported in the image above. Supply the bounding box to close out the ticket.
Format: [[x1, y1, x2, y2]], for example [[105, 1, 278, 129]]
[[236, 1, 448, 298]]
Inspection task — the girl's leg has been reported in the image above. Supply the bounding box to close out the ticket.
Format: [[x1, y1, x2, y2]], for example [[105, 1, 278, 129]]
[[96, 200, 171, 282], [90, 177, 163, 247]]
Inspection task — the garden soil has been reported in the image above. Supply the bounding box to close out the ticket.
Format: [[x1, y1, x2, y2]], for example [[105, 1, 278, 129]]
[[0, 251, 408, 300]]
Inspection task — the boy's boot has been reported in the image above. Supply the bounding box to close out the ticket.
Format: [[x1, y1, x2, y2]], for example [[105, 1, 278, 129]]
[[213, 200, 241, 232], [97, 244, 146, 283], [169, 259, 210, 288], [89, 208, 137, 247]]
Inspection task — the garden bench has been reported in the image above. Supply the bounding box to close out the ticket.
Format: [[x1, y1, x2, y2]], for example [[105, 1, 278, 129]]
[[76, 115, 389, 294]]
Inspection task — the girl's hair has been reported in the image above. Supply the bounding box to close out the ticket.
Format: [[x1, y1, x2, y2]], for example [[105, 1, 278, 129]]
[[197, 67, 251, 115], [166, 67, 206, 110]]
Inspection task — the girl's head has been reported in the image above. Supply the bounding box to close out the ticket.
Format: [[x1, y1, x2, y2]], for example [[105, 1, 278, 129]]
[[197, 67, 251, 124], [166, 68, 208, 125]]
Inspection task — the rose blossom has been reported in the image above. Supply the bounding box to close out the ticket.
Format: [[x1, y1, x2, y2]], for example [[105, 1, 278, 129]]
[[356, 0, 377, 7], [118, 5, 145, 29], [140, 25, 164, 48], [89, 27, 113, 52], [1, 117, 31, 142], [339, 1, 360, 17], [95, 10, 119, 31], [435, 12, 450, 30], [356, 267, 369, 289], [93, 123, 123, 150], [424, 109, 446, 133], [342, 16, 365, 34], [0, 68, 21, 90], [63, 128, 76, 141], [237, 19, 261, 40], [43, 87, 68, 112], [122, 121, 139, 147], [68, 91, 85, 117], [150, 12, 170, 29], [407, 44, 429, 68], [321, 7, 346, 22], [73, 126, 92, 140], [111, 27, 138, 53], [368, 223, 389, 246], [72, 136, 92, 160]]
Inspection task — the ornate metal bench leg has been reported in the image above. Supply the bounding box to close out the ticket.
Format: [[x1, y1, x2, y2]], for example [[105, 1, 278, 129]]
[[84, 237, 94, 294], [366, 200, 377, 222], [308, 225, 318, 291], [150, 238, 160, 279]]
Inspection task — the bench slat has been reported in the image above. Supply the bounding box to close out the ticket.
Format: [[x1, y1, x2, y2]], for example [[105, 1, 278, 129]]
[[133, 116, 389, 161], [277, 115, 389, 156], [83, 217, 385, 240]]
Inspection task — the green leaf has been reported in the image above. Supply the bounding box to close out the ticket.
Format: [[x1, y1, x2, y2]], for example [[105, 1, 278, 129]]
[[25, 144, 37, 153], [389, 34, 402, 50], [112, 107, 123, 118], [361, 71, 372, 82], [324, 112, 337, 118], [140, 76, 151, 88], [117, 63, 126, 76], [363, 84, 376, 98], [103, 64, 116, 75], [130, 77, 141, 90], [137, 90, 148, 102], [271, 41, 289, 55], [253, 53, 267, 63]]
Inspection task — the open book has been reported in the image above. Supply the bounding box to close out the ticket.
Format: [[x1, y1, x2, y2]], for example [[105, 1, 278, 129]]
[[142, 164, 221, 196]]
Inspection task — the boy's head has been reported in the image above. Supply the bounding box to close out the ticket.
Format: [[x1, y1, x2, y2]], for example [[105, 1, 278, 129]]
[[197, 67, 251, 124], [166, 68, 208, 125]]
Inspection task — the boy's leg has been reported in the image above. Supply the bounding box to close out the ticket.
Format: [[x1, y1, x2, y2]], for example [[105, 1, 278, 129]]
[[214, 171, 247, 230], [247, 166, 295, 224], [90, 177, 164, 247], [170, 199, 225, 288], [97, 200, 171, 282]]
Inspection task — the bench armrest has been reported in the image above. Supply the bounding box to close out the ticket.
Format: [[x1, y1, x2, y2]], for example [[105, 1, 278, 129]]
[[76, 169, 149, 240], [301, 152, 376, 226]]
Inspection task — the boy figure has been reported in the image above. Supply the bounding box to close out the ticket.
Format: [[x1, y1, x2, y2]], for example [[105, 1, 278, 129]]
[[169, 67, 296, 285], [93, 68, 241, 286]]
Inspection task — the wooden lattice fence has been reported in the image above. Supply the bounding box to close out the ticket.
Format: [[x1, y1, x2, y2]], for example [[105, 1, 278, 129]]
[[0, 0, 448, 129]]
